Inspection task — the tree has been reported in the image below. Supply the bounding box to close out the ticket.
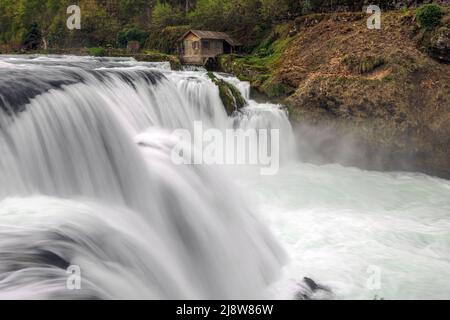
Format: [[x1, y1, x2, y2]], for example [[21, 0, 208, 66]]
[[260, 0, 290, 23], [22, 23, 42, 50], [302, 0, 313, 14], [15, 0, 65, 49], [187, 0, 227, 30], [118, 27, 148, 48], [416, 4, 444, 30], [224, 0, 264, 39], [152, 1, 185, 29]]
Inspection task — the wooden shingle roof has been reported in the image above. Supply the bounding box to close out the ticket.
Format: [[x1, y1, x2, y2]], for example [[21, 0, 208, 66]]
[[180, 30, 242, 47]]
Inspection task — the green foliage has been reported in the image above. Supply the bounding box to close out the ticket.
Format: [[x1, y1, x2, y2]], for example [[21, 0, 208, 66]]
[[218, 25, 294, 98], [263, 82, 288, 98], [152, 1, 185, 29], [22, 23, 42, 50], [146, 25, 190, 54], [255, 32, 278, 57], [251, 26, 293, 67], [260, 0, 289, 23], [416, 4, 444, 30], [88, 47, 106, 57], [302, 0, 313, 15], [188, 0, 227, 30], [0, 0, 126, 49], [225, 0, 265, 44], [117, 27, 147, 48], [0, 0, 416, 53]]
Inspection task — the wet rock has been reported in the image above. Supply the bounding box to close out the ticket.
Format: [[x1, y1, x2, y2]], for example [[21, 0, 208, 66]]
[[428, 27, 450, 63], [295, 277, 333, 300], [207, 72, 246, 115]]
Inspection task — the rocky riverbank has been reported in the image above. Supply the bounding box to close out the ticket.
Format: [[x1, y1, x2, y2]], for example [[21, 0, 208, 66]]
[[218, 8, 450, 179]]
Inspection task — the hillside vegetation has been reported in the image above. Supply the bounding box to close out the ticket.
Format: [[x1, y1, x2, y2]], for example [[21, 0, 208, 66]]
[[1, 1, 443, 53]]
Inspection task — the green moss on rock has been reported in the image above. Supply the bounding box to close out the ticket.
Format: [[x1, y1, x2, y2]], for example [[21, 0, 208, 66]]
[[207, 72, 246, 115]]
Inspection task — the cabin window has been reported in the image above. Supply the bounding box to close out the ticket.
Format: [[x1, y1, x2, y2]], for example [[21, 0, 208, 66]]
[[192, 41, 199, 50], [202, 40, 210, 49]]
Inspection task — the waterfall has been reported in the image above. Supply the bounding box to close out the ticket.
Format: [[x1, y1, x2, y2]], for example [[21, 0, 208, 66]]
[[0, 55, 292, 299], [2, 55, 450, 300]]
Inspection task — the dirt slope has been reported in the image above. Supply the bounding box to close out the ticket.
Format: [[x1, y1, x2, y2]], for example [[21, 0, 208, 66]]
[[273, 10, 450, 178], [275, 12, 450, 177]]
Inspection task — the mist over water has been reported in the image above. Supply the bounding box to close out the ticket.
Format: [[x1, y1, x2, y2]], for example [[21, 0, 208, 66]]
[[0, 55, 449, 299]]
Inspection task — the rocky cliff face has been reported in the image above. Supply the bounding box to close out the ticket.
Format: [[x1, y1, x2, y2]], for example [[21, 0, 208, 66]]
[[283, 10, 450, 178], [220, 9, 450, 178]]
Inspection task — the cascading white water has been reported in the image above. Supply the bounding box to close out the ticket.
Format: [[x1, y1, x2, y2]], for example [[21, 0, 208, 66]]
[[0, 55, 288, 299], [1, 55, 450, 300]]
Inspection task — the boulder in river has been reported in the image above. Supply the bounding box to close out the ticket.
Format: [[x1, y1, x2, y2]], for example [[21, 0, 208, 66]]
[[295, 277, 333, 300]]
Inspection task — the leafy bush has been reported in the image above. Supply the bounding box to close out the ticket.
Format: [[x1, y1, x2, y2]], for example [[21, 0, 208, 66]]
[[416, 4, 444, 30], [260, 0, 289, 23], [152, 1, 185, 29], [302, 0, 313, 15], [256, 33, 277, 57], [117, 27, 147, 48], [188, 0, 226, 30], [22, 23, 42, 50], [145, 25, 190, 54], [88, 47, 106, 57]]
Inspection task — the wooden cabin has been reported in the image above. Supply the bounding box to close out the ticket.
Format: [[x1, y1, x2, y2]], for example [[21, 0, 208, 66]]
[[179, 30, 242, 65]]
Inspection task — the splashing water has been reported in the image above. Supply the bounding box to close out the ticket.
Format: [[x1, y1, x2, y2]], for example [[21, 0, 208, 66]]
[[1, 55, 449, 300]]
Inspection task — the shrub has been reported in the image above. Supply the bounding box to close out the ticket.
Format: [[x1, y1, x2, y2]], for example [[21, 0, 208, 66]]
[[22, 23, 42, 50], [256, 33, 277, 57], [117, 27, 147, 48], [416, 4, 444, 30], [88, 47, 106, 57], [302, 0, 313, 15], [145, 25, 190, 54], [260, 0, 289, 23], [264, 82, 288, 98], [152, 1, 185, 29]]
